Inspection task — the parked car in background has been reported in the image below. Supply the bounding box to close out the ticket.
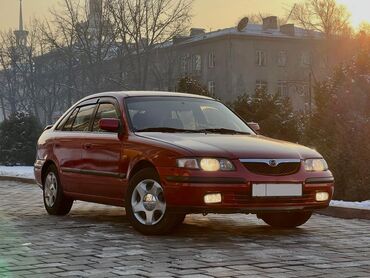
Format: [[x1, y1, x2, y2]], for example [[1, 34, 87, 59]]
[[34, 91, 334, 235]]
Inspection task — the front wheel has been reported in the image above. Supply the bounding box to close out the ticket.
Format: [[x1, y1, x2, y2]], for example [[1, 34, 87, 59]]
[[258, 211, 312, 228], [126, 168, 183, 235]]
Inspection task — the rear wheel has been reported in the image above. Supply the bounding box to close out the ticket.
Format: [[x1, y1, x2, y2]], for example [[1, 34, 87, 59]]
[[126, 168, 183, 235], [43, 165, 73, 216], [259, 211, 312, 228]]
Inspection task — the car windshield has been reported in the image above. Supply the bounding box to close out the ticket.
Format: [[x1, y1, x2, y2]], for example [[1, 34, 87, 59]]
[[125, 96, 254, 134]]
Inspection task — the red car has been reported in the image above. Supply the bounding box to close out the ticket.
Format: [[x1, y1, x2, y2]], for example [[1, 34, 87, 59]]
[[35, 91, 334, 235]]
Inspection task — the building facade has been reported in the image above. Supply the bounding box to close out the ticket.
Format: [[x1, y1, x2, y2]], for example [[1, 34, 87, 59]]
[[144, 16, 336, 112]]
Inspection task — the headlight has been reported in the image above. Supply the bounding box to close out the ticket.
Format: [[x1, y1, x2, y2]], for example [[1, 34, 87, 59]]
[[304, 159, 328, 172], [200, 158, 220, 171], [177, 158, 235, 171]]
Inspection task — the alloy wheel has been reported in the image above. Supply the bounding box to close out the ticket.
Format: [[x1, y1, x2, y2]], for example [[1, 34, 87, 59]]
[[131, 179, 166, 225], [44, 172, 58, 207]]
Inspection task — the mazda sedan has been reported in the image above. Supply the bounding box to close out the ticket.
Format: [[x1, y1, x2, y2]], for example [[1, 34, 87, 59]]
[[35, 91, 334, 235]]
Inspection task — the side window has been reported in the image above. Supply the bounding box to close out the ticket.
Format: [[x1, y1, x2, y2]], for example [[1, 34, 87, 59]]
[[62, 108, 79, 131], [71, 105, 96, 132], [92, 103, 120, 132], [55, 110, 71, 131]]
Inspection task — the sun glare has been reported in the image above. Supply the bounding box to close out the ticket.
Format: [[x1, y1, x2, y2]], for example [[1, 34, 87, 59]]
[[336, 0, 370, 28]]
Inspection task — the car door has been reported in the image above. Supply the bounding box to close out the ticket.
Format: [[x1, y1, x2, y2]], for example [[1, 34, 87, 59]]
[[56, 99, 98, 193], [79, 98, 124, 200]]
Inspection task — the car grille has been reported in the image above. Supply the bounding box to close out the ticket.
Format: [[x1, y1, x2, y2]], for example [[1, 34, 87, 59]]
[[241, 160, 301, 176]]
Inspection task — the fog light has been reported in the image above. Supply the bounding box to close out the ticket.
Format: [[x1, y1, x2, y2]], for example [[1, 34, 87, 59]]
[[315, 192, 329, 202], [204, 193, 222, 204]]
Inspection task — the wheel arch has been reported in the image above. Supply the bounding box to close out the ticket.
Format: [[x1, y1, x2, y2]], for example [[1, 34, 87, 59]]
[[41, 160, 57, 185], [128, 160, 158, 181]]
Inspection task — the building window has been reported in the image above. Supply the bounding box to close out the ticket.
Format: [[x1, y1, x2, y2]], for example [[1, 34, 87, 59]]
[[301, 51, 311, 67], [208, 81, 215, 94], [256, 50, 267, 66], [278, 51, 287, 67], [208, 51, 215, 68], [180, 54, 190, 74], [256, 80, 268, 91], [192, 54, 202, 73], [277, 81, 288, 97]]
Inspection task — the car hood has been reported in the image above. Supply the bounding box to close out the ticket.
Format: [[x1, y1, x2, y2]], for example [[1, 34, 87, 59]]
[[136, 133, 321, 159]]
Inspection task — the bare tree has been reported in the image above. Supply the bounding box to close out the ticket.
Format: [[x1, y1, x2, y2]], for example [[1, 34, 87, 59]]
[[108, 0, 192, 89], [74, 0, 118, 94], [39, 0, 81, 107], [290, 0, 351, 37]]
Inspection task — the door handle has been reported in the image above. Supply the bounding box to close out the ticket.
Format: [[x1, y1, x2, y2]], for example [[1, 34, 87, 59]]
[[83, 143, 92, 150]]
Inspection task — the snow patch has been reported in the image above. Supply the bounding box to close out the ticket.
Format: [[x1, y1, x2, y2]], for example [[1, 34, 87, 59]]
[[330, 200, 370, 210], [0, 166, 35, 179]]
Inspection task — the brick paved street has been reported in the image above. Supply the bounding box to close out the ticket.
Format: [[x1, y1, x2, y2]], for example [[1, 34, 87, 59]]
[[0, 180, 369, 278]]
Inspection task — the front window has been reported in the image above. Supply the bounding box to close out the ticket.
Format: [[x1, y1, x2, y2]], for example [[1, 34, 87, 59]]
[[125, 97, 254, 134], [92, 103, 120, 132]]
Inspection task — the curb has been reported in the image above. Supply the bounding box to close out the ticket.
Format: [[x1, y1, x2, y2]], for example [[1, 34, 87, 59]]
[[0, 175, 37, 185], [316, 206, 370, 221]]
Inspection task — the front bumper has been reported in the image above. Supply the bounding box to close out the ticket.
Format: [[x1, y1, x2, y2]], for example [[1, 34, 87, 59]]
[[159, 167, 334, 214]]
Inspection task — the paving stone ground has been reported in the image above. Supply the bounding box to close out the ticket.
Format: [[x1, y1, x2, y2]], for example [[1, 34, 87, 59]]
[[0, 180, 369, 278]]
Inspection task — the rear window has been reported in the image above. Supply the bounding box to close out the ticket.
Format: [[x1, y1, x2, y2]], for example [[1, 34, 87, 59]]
[[62, 108, 79, 131]]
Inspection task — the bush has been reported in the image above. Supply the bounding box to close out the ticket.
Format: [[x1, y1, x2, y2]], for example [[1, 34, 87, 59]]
[[0, 113, 42, 166]]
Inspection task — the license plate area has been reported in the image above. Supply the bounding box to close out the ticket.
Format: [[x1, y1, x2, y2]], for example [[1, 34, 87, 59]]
[[252, 183, 302, 197]]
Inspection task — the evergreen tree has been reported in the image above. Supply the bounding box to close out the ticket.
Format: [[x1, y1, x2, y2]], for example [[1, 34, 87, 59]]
[[304, 51, 370, 201], [232, 89, 301, 142], [0, 113, 42, 166], [176, 76, 214, 97]]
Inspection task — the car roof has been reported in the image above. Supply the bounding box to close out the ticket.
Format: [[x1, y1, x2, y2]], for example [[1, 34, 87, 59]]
[[82, 91, 214, 101]]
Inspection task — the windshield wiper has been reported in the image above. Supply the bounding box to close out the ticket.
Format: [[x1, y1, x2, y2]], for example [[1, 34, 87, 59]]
[[197, 128, 251, 135], [136, 127, 251, 135], [135, 127, 202, 133]]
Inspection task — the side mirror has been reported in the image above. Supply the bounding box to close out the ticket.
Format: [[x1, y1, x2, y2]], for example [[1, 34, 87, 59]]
[[99, 118, 120, 132], [248, 122, 260, 133]]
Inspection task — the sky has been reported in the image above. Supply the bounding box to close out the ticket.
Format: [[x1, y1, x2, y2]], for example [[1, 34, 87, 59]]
[[0, 0, 369, 32]]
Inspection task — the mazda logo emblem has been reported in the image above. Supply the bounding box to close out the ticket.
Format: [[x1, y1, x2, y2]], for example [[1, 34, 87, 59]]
[[269, 160, 278, 167]]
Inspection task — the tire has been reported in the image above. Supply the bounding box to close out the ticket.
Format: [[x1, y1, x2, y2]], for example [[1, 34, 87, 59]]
[[259, 211, 312, 228], [43, 164, 73, 216], [126, 168, 182, 235]]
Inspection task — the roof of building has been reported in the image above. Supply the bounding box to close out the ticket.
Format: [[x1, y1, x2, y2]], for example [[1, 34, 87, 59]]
[[157, 23, 323, 49]]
